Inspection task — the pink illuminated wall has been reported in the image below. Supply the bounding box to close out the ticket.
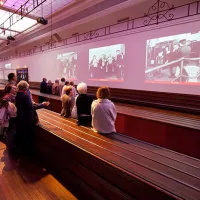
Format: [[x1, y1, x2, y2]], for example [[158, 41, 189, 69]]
[[0, 19, 200, 95]]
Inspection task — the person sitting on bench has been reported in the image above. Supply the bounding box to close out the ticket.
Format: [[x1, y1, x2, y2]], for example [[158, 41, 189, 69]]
[[91, 86, 117, 134], [61, 86, 74, 118], [76, 82, 93, 126]]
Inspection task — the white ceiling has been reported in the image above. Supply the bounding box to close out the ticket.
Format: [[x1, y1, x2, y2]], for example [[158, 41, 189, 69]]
[[2, 0, 76, 17], [0, 0, 78, 42], [0, 9, 36, 40]]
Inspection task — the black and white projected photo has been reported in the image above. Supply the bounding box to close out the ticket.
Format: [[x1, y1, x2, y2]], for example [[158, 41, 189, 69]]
[[5, 63, 11, 69], [57, 52, 78, 80], [145, 32, 200, 84], [89, 44, 125, 82]]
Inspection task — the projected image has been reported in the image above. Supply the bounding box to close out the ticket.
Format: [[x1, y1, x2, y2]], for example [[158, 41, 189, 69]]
[[145, 32, 200, 84], [5, 63, 11, 69], [89, 44, 125, 81], [57, 52, 78, 80]]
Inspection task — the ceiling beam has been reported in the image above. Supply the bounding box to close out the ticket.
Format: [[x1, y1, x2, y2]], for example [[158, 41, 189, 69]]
[[0, 6, 37, 20], [0, 27, 21, 33]]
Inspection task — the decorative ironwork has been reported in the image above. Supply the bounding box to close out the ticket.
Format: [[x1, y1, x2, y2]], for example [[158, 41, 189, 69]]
[[0, 0, 47, 36], [1, 0, 200, 60], [84, 30, 99, 40], [143, 0, 175, 26]]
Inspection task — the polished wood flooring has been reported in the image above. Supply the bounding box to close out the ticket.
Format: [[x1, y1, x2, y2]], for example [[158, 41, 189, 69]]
[[0, 142, 77, 200]]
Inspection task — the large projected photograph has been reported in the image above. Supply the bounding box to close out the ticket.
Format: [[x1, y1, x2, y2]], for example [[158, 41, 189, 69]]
[[89, 44, 125, 82], [145, 32, 200, 84], [57, 52, 78, 80], [5, 63, 11, 69]]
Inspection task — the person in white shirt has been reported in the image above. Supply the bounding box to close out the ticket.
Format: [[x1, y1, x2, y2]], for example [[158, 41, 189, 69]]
[[91, 86, 117, 134]]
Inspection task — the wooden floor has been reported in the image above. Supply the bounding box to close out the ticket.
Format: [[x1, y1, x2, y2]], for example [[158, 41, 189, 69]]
[[0, 142, 77, 200], [30, 88, 200, 158]]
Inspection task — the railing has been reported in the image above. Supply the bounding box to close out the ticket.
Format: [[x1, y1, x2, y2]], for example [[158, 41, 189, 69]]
[[1, 0, 200, 61], [145, 58, 183, 73], [146, 57, 200, 83]]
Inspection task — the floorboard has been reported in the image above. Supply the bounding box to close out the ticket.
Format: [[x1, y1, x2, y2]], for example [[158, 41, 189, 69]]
[[0, 142, 78, 200]]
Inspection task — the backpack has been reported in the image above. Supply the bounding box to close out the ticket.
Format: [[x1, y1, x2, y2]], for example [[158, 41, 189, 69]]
[[0, 99, 17, 135]]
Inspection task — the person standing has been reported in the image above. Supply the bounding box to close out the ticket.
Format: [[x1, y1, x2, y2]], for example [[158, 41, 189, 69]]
[[4, 73, 17, 94], [16, 81, 49, 155], [0, 86, 17, 139], [40, 78, 47, 93], [39, 78, 47, 103], [46, 80, 53, 94]]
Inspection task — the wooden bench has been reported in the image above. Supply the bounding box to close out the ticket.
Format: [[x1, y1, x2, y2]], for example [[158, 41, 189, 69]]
[[28, 81, 200, 115], [115, 103, 200, 159], [31, 89, 200, 159], [35, 109, 200, 200]]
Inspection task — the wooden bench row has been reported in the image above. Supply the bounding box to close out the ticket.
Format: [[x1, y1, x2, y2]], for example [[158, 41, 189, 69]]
[[35, 109, 200, 200], [2, 80, 200, 115], [30, 89, 200, 130], [28, 82, 200, 115], [31, 89, 200, 159]]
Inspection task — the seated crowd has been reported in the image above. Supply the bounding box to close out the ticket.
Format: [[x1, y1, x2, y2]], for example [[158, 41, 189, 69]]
[[39, 77, 117, 134], [60, 82, 117, 134], [0, 73, 117, 156]]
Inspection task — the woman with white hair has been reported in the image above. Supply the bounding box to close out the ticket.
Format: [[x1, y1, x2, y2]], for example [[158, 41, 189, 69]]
[[76, 82, 93, 126], [16, 80, 49, 155]]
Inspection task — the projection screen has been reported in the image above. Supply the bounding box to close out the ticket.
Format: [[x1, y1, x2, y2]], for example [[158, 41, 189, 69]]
[[0, 20, 200, 95]]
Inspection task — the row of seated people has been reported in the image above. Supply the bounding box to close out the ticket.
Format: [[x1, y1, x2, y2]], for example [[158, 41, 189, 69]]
[[60, 82, 116, 134], [40, 77, 76, 97], [0, 73, 117, 157], [39, 75, 117, 134]]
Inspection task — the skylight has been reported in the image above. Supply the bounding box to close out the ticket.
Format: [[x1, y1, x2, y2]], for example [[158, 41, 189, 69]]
[[0, 9, 36, 40], [0, 0, 78, 42]]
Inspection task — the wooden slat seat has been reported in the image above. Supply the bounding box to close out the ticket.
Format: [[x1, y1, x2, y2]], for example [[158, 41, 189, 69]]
[[36, 109, 200, 200], [86, 86, 200, 115], [30, 89, 200, 131], [28, 82, 200, 114], [115, 103, 200, 130], [39, 109, 200, 174], [30, 89, 200, 159]]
